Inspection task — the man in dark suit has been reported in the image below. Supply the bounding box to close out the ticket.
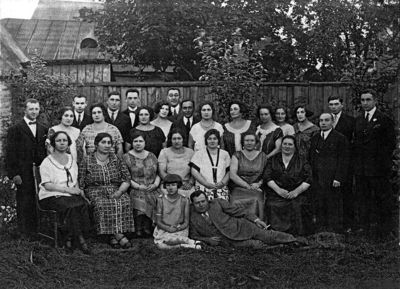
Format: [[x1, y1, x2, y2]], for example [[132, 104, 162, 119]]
[[6, 98, 47, 237], [327, 96, 355, 231], [166, 88, 182, 121], [170, 99, 199, 146], [353, 89, 396, 238], [104, 91, 131, 148], [122, 89, 141, 129], [310, 113, 349, 232], [189, 190, 303, 247], [71, 94, 93, 131]]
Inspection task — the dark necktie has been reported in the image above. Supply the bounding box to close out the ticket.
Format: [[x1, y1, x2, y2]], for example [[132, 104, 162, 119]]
[[78, 113, 82, 125], [185, 118, 191, 130], [111, 112, 115, 122], [365, 112, 369, 122]]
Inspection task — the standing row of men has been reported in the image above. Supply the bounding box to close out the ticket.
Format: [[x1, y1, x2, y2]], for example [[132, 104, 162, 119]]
[[6, 88, 396, 240]]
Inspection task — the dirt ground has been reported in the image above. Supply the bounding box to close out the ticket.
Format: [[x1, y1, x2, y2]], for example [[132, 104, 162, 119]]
[[0, 228, 398, 289]]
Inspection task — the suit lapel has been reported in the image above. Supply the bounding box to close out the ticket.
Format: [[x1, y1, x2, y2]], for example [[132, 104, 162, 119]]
[[20, 120, 36, 141]]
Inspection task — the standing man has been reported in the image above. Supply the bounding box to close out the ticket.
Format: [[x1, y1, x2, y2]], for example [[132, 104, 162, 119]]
[[310, 113, 349, 232], [353, 89, 396, 238], [122, 89, 141, 129], [170, 99, 199, 147], [104, 91, 131, 148], [72, 94, 93, 131], [327, 95, 355, 231], [166, 88, 182, 121], [6, 99, 47, 238]]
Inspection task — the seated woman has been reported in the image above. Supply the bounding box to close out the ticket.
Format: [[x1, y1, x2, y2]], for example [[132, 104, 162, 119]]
[[190, 129, 231, 201], [150, 101, 173, 140], [123, 131, 160, 237], [126, 106, 165, 157], [264, 135, 313, 236], [46, 107, 80, 161], [222, 101, 254, 156], [158, 128, 195, 198], [188, 101, 224, 152], [229, 132, 268, 220], [39, 131, 90, 254], [79, 133, 134, 249], [255, 105, 283, 159], [153, 174, 201, 249]]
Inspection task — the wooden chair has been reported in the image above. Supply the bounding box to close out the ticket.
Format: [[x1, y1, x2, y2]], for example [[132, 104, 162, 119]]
[[33, 163, 59, 248]]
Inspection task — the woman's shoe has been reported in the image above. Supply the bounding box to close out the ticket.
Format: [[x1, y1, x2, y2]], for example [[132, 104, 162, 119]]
[[117, 236, 131, 249]]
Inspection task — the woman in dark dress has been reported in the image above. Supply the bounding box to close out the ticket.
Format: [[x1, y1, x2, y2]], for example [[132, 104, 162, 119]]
[[264, 135, 313, 235], [229, 132, 268, 220], [292, 105, 319, 159], [125, 106, 165, 157]]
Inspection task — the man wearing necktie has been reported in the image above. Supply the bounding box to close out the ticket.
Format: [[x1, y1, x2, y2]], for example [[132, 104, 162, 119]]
[[71, 94, 92, 131], [166, 88, 182, 121], [6, 99, 47, 238], [327, 96, 355, 231], [105, 91, 131, 150], [310, 113, 349, 233], [122, 89, 141, 128], [353, 89, 396, 239], [170, 99, 200, 147], [189, 191, 307, 247]]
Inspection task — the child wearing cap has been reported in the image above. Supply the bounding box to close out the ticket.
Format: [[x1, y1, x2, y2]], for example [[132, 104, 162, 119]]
[[153, 174, 201, 249]]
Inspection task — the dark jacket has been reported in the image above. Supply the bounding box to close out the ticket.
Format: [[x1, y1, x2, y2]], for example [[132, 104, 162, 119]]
[[72, 112, 93, 131], [335, 113, 355, 143], [105, 111, 131, 143], [310, 129, 349, 187], [189, 199, 259, 241], [353, 109, 396, 176], [122, 108, 140, 129], [170, 115, 200, 147]]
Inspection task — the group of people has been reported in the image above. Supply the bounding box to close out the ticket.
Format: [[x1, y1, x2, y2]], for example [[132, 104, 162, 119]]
[[6, 87, 396, 254]]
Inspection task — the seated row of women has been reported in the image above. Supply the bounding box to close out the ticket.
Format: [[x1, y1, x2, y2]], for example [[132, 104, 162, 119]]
[[39, 127, 312, 253]]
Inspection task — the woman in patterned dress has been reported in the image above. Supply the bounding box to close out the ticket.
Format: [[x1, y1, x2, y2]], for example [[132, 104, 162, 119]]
[[222, 101, 255, 156], [229, 132, 268, 220], [123, 130, 160, 237], [79, 132, 134, 248], [292, 105, 319, 159], [77, 103, 124, 159]]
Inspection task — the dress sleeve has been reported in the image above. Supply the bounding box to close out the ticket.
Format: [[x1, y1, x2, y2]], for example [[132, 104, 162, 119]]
[[111, 125, 123, 146], [158, 148, 168, 166], [263, 157, 274, 183], [39, 158, 52, 186], [301, 158, 313, 185], [117, 156, 131, 183], [189, 151, 202, 172], [78, 155, 88, 189], [222, 150, 231, 172], [273, 127, 284, 141]]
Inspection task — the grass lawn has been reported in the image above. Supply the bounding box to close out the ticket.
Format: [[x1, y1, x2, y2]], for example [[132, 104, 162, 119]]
[[0, 229, 398, 289]]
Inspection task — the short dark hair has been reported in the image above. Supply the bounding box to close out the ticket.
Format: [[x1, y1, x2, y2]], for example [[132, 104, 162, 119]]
[[228, 101, 248, 116], [24, 98, 39, 108], [166, 128, 185, 147], [190, 190, 208, 203], [49, 131, 72, 148], [58, 106, 74, 121], [125, 89, 140, 97], [137, 106, 155, 121], [241, 131, 260, 147], [281, 135, 297, 151], [274, 106, 290, 122], [163, 174, 183, 188], [108, 91, 121, 99], [181, 98, 195, 108], [327, 95, 343, 103], [293, 105, 314, 119], [90, 103, 107, 116], [154, 100, 171, 115], [94, 132, 113, 147], [257, 104, 274, 120], [73, 94, 87, 101], [198, 101, 215, 119], [360, 89, 377, 99], [130, 130, 147, 145], [167, 88, 181, 96], [204, 128, 221, 146]]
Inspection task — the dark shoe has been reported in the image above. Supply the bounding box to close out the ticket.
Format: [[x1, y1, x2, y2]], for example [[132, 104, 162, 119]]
[[118, 236, 131, 249], [80, 242, 91, 255], [110, 236, 120, 249], [136, 230, 144, 238], [143, 228, 152, 237]]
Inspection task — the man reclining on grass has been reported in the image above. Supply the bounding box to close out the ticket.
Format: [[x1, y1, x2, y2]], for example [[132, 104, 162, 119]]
[[189, 190, 306, 248]]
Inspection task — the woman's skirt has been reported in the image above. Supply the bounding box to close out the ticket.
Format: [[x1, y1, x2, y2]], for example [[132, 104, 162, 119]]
[[230, 187, 265, 221], [153, 227, 197, 249], [86, 186, 135, 235], [40, 195, 91, 238]]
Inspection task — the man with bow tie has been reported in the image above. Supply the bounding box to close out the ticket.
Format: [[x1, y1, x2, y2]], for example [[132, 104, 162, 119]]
[[122, 89, 141, 128], [6, 99, 47, 238], [353, 89, 396, 238], [170, 99, 200, 147], [310, 113, 349, 233]]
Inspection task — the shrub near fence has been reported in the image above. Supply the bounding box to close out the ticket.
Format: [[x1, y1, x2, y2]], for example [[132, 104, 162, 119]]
[[77, 81, 400, 123]]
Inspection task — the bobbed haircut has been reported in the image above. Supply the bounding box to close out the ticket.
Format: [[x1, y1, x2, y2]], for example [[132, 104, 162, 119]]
[[154, 100, 171, 115], [198, 101, 215, 119], [163, 174, 183, 188], [204, 128, 221, 146], [130, 130, 148, 145], [58, 106, 74, 121], [293, 105, 314, 119], [166, 128, 185, 148], [90, 103, 107, 116], [49, 131, 72, 148], [94, 132, 113, 147], [228, 101, 248, 117], [137, 106, 155, 121], [257, 104, 275, 120]]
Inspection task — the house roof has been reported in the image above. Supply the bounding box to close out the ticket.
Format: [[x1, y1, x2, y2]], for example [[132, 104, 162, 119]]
[[0, 18, 106, 62], [32, 0, 104, 21]]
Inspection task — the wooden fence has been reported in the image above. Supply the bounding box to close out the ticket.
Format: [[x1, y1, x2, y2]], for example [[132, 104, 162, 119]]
[[77, 81, 399, 123]]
